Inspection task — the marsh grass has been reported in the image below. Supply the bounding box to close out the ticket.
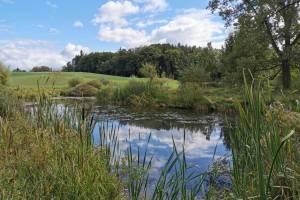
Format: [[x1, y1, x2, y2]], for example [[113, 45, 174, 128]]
[[231, 75, 298, 199], [0, 88, 122, 199]]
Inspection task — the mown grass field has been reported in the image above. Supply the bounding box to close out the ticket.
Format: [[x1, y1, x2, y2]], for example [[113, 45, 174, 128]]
[[9, 72, 179, 89]]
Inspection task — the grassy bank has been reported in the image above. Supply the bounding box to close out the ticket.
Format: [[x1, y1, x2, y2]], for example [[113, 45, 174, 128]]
[[0, 88, 122, 199]]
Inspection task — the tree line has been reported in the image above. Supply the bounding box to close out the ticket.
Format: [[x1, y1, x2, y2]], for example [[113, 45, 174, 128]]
[[62, 43, 221, 80]]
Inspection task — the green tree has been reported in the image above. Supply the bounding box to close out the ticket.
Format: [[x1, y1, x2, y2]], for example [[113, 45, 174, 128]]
[[180, 64, 210, 84], [139, 63, 157, 81], [209, 0, 300, 89], [220, 15, 277, 83], [0, 62, 10, 85]]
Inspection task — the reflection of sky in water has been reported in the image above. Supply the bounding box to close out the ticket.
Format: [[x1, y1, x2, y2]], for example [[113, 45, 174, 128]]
[[92, 106, 231, 190]]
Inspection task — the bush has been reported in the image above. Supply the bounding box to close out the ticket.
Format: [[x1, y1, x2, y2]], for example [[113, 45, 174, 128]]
[[139, 63, 157, 80], [31, 66, 52, 72], [96, 87, 114, 103], [87, 80, 102, 89], [177, 82, 214, 110], [0, 62, 10, 85], [179, 64, 210, 85], [63, 83, 99, 97], [68, 78, 82, 88]]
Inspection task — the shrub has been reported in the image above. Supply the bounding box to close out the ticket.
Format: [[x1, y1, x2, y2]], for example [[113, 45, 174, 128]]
[[68, 78, 82, 88], [139, 63, 157, 80], [0, 62, 10, 85], [179, 64, 210, 85], [96, 87, 114, 104], [87, 80, 102, 89], [64, 83, 99, 97], [31, 66, 52, 72], [177, 82, 214, 110]]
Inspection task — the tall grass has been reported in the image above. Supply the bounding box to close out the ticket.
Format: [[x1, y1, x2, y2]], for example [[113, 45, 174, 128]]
[[0, 88, 122, 199], [231, 76, 297, 199]]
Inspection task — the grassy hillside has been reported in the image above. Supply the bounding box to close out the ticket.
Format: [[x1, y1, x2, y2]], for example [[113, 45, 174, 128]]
[[9, 72, 179, 89]]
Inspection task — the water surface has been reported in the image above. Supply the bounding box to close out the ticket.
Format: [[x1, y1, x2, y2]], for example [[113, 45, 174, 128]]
[[91, 106, 231, 189]]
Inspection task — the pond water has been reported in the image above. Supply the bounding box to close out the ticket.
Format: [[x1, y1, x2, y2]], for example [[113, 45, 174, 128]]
[[91, 105, 232, 191]]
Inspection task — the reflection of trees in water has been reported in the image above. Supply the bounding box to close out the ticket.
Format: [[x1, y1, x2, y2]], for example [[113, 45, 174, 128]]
[[95, 106, 233, 150]]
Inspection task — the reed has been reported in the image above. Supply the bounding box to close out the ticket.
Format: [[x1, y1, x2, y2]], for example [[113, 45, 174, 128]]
[[231, 75, 297, 199], [0, 88, 122, 199]]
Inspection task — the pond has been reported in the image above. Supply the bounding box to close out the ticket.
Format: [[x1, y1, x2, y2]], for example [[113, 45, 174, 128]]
[[27, 101, 232, 195], [91, 105, 232, 193]]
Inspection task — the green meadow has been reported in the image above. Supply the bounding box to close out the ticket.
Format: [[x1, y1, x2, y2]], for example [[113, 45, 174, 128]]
[[9, 72, 179, 89]]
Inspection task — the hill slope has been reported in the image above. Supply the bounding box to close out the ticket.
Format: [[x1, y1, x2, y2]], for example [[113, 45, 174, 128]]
[[9, 72, 178, 89]]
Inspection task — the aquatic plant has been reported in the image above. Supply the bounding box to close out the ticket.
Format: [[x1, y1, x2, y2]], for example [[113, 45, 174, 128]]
[[230, 75, 297, 199]]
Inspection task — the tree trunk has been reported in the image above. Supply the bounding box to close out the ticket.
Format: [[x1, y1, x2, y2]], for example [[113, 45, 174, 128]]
[[282, 59, 291, 89]]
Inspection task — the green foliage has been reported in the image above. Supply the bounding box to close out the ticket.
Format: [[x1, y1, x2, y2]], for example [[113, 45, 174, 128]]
[[231, 77, 297, 199], [31, 66, 52, 72], [0, 62, 10, 85], [139, 63, 157, 80], [0, 91, 122, 199], [177, 82, 214, 110], [97, 79, 169, 107], [180, 64, 211, 84], [68, 77, 82, 87], [63, 43, 220, 80], [96, 87, 114, 104], [209, 0, 300, 89]]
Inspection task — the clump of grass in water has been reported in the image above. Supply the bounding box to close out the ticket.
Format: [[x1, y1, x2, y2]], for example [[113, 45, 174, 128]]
[[231, 73, 296, 199]]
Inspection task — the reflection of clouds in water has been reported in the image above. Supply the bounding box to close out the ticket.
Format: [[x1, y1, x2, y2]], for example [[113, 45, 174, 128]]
[[93, 117, 230, 182]]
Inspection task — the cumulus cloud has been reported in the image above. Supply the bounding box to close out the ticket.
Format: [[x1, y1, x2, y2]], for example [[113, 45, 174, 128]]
[[150, 9, 225, 47], [0, 40, 89, 70], [92, 1, 139, 27], [61, 43, 90, 59], [99, 26, 149, 48], [143, 0, 168, 12], [73, 20, 84, 28], [136, 19, 167, 28], [95, 7, 225, 49]]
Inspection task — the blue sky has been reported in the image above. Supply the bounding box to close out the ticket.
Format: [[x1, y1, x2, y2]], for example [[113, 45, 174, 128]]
[[0, 0, 226, 69]]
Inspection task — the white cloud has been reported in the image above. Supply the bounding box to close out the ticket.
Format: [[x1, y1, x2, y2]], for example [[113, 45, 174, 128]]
[[46, 1, 57, 8], [136, 19, 167, 28], [73, 20, 84, 28], [0, 40, 89, 70], [92, 1, 139, 27], [95, 8, 225, 49], [150, 9, 225, 47], [61, 43, 90, 59], [99, 26, 149, 48], [143, 0, 168, 12], [49, 27, 60, 34]]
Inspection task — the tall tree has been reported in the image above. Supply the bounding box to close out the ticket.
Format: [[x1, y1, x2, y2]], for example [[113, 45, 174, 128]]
[[209, 0, 300, 89]]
